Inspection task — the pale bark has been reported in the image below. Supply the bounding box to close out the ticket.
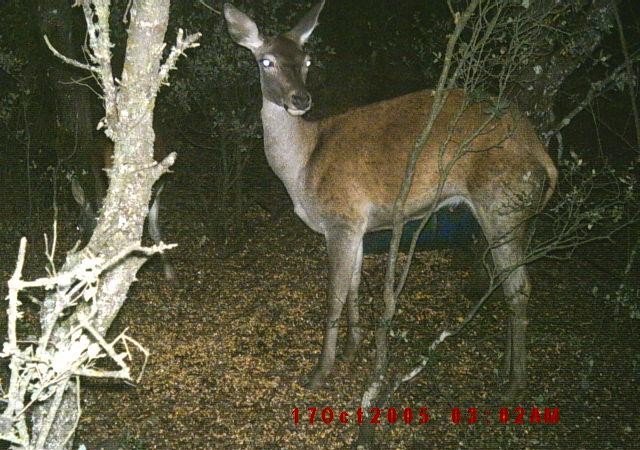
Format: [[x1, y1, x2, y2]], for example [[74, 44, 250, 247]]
[[27, 1, 189, 448]]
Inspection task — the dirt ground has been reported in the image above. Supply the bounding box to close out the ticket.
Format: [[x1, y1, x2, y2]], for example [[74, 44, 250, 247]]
[[0, 144, 639, 450]]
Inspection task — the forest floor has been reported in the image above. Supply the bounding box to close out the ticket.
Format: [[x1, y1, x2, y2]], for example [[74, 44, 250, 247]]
[[0, 145, 639, 450]]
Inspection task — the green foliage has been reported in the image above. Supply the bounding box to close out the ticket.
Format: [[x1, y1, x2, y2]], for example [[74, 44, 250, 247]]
[[548, 154, 637, 239], [593, 283, 640, 320]]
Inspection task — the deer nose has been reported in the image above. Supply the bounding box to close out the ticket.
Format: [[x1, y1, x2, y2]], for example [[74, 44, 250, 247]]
[[290, 92, 312, 110]]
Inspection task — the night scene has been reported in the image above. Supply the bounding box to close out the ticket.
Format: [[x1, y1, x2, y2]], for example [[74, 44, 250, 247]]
[[0, 1, 638, 448]]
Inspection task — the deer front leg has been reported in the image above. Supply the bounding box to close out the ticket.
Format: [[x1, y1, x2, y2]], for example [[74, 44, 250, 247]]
[[304, 225, 363, 389], [342, 240, 363, 361]]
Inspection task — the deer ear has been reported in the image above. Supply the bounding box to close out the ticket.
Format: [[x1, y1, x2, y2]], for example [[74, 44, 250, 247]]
[[224, 3, 264, 51], [286, 0, 325, 46]]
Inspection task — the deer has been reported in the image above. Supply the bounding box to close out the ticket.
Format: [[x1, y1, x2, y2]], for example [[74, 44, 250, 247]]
[[224, 1, 558, 396], [71, 133, 176, 281]]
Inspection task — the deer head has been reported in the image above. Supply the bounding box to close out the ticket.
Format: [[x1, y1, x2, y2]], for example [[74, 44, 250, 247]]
[[224, 1, 325, 115]]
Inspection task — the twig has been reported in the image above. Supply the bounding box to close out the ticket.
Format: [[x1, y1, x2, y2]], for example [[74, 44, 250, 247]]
[[362, 0, 480, 414], [199, 0, 222, 15], [6, 238, 27, 347], [546, 55, 640, 142], [402, 274, 506, 384], [16, 242, 176, 291], [78, 315, 130, 375], [43, 35, 98, 73], [158, 28, 202, 90]]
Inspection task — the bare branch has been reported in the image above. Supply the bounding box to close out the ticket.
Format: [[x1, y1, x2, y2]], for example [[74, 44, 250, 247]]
[[362, 0, 481, 415], [158, 28, 202, 90], [546, 55, 640, 142], [198, 0, 222, 15], [43, 35, 98, 73], [6, 238, 27, 347], [80, 0, 118, 136]]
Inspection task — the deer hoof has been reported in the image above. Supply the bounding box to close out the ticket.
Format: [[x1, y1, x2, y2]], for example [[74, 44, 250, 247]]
[[500, 379, 526, 404], [338, 346, 358, 363], [499, 363, 511, 384], [302, 366, 328, 389]]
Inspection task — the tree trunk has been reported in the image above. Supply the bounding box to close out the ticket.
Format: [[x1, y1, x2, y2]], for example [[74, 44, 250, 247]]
[[29, 1, 174, 448]]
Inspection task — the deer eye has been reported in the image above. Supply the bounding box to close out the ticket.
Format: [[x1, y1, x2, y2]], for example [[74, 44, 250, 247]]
[[305, 59, 312, 67], [260, 58, 274, 68]]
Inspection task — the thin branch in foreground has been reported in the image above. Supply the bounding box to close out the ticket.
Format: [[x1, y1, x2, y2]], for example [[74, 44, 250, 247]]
[[0, 234, 162, 445], [43, 35, 98, 73], [198, 0, 222, 15], [545, 53, 640, 144], [158, 28, 202, 89]]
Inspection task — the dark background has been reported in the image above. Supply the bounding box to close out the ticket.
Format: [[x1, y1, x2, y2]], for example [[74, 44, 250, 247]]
[[0, 1, 639, 448]]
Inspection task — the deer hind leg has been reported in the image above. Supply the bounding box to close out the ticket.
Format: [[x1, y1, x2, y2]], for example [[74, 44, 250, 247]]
[[305, 224, 364, 389], [475, 204, 532, 400], [493, 236, 530, 400]]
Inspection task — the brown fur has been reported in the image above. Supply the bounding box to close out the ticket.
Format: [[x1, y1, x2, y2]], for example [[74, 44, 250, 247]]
[[306, 89, 556, 227]]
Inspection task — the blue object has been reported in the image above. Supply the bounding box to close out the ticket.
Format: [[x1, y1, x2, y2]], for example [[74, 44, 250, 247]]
[[363, 205, 481, 254]]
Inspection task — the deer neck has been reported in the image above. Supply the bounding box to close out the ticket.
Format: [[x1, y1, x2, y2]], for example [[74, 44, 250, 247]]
[[261, 99, 317, 193]]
